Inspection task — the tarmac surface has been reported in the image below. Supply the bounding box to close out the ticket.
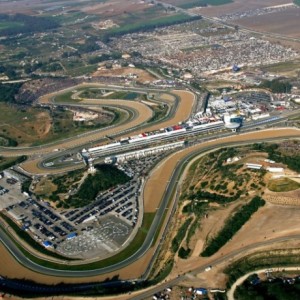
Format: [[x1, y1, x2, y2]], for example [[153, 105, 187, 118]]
[[0, 128, 299, 284]]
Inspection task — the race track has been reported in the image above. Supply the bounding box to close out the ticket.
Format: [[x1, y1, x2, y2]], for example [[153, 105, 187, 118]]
[[0, 128, 299, 284]]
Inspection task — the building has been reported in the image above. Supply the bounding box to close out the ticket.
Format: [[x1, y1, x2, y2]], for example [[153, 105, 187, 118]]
[[223, 113, 243, 130]]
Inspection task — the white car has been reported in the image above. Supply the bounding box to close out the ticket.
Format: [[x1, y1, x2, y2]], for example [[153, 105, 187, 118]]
[[205, 266, 212, 272]]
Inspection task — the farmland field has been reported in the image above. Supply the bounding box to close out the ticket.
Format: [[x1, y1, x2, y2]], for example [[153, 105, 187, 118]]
[[235, 7, 300, 38], [191, 0, 293, 16], [165, 0, 233, 9], [0, 21, 23, 30], [260, 59, 300, 76]]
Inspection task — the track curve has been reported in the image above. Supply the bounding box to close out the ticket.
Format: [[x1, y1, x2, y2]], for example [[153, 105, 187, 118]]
[[0, 128, 299, 284]]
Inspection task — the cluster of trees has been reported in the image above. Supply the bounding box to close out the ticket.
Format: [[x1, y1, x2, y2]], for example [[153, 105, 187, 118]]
[[0, 156, 26, 172], [179, 0, 232, 9], [171, 217, 193, 253], [235, 276, 300, 300], [201, 196, 265, 257], [252, 143, 300, 173], [0, 135, 18, 147], [0, 83, 22, 103], [76, 39, 100, 54], [189, 189, 243, 204], [0, 14, 59, 36], [0, 65, 17, 79], [260, 79, 292, 93], [178, 246, 191, 259], [68, 164, 130, 208]]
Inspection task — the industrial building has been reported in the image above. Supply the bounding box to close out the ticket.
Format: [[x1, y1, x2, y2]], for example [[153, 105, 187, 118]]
[[223, 113, 243, 130], [81, 120, 224, 160], [104, 141, 185, 164]]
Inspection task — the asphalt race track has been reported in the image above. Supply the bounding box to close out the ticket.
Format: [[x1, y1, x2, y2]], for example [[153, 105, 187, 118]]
[[0, 129, 299, 279]]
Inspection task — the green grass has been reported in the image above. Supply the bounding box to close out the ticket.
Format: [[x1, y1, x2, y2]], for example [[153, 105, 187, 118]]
[[147, 104, 169, 123], [261, 60, 300, 73], [104, 13, 197, 37], [52, 91, 79, 103], [178, 0, 233, 9], [0, 21, 24, 30], [268, 177, 300, 192], [140, 213, 155, 234], [31, 107, 118, 147], [106, 91, 140, 100], [0, 103, 50, 145], [66, 65, 97, 77]]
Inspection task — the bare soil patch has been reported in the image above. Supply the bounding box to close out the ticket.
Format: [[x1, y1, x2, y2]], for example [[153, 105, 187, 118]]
[[187, 201, 243, 256], [172, 202, 300, 284], [81, 0, 151, 17], [235, 7, 300, 38], [196, 0, 292, 17], [264, 187, 300, 205]]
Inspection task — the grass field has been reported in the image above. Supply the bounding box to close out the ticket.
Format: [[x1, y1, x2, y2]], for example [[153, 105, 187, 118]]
[[260, 60, 300, 76], [105, 13, 197, 37], [0, 103, 52, 145], [31, 107, 118, 146], [0, 102, 118, 146], [52, 91, 78, 103], [66, 65, 97, 77], [178, 0, 233, 9], [0, 21, 23, 30], [268, 177, 300, 192], [79, 89, 143, 100], [105, 91, 141, 100]]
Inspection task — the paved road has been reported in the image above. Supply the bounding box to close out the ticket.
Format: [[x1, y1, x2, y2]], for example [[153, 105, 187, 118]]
[[1, 130, 300, 278], [227, 266, 300, 300], [0, 84, 186, 157], [129, 234, 300, 300]]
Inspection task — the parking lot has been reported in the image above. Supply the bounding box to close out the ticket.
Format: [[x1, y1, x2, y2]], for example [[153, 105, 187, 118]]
[[57, 215, 131, 258], [0, 176, 27, 210], [3, 152, 169, 259]]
